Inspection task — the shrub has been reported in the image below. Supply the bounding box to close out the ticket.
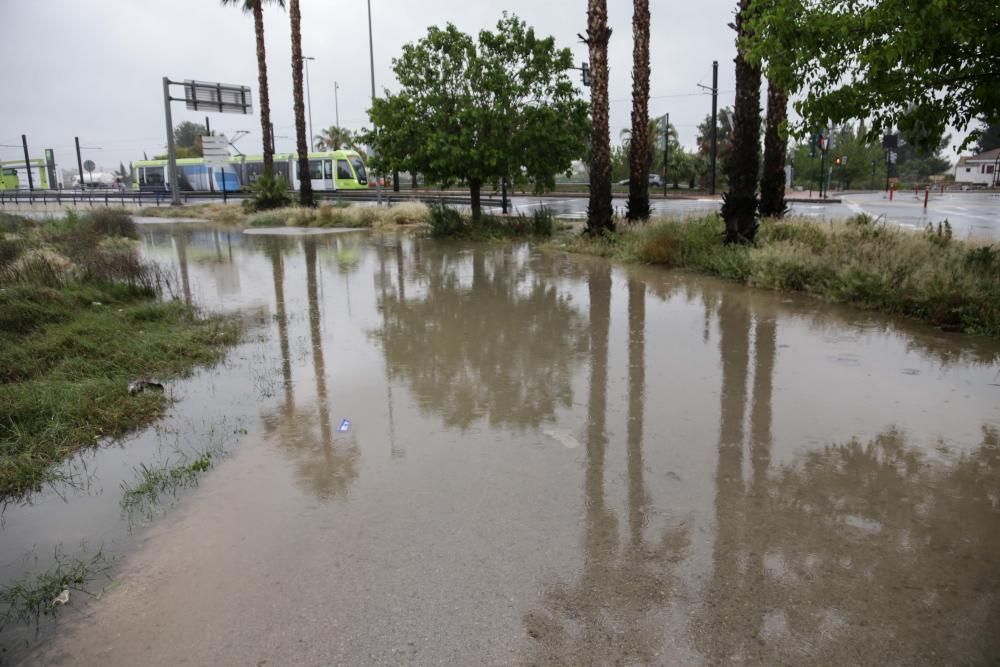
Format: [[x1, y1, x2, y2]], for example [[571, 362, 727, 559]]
[[242, 172, 292, 212], [530, 207, 554, 238], [80, 209, 137, 239], [428, 203, 467, 238]]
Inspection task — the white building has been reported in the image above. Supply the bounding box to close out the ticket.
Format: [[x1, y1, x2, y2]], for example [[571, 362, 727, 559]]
[[954, 148, 1000, 186]]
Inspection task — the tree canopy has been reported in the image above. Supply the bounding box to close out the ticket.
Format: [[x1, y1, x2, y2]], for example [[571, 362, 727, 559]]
[[749, 0, 1000, 150], [364, 13, 588, 217]]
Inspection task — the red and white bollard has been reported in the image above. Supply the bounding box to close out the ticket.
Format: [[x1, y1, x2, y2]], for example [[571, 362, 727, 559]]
[[889, 185, 895, 201], [924, 187, 929, 209]]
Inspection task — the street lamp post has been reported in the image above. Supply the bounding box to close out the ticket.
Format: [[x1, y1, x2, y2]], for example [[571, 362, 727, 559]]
[[334, 81, 340, 130], [304, 56, 316, 152], [367, 0, 382, 205]]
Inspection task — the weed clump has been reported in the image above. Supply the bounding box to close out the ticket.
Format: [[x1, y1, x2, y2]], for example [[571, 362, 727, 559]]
[[563, 214, 1000, 337], [428, 204, 557, 240]]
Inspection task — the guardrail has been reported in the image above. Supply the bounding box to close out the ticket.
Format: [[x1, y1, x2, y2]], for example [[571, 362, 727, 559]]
[[0, 188, 504, 209]]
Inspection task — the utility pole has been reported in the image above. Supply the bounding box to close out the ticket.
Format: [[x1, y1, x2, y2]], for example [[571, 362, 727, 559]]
[[367, 0, 382, 205], [334, 81, 340, 130], [663, 113, 669, 196], [75, 136, 85, 191], [21, 134, 34, 191], [271, 123, 276, 153], [698, 61, 719, 195], [162, 77, 181, 205], [304, 57, 315, 152], [205, 116, 211, 134]]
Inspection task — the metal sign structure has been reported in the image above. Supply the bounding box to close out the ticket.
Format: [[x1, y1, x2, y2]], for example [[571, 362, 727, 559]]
[[183, 80, 252, 115], [162, 77, 253, 205], [200, 135, 231, 167]]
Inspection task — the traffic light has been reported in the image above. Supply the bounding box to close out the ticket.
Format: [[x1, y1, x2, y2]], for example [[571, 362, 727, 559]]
[[581, 62, 591, 87], [834, 156, 842, 166]]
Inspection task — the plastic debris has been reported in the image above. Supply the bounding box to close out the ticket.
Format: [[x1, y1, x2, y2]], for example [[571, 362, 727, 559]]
[[337, 419, 351, 433], [52, 589, 69, 607], [128, 380, 165, 395]]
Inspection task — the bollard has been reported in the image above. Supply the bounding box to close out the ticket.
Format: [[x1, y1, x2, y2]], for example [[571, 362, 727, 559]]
[[889, 185, 894, 201], [924, 187, 929, 209]]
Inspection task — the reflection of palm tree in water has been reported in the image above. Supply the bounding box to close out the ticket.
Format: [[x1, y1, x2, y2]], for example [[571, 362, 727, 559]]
[[695, 289, 1000, 663], [261, 237, 358, 500], [522, 271, 688, 665], [267, 239, 295, 411], [172, 230, 192, 306]]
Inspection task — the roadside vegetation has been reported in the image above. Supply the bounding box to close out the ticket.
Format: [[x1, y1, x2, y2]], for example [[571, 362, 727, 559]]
[[246, 201, 430, 229], [427, 204, 557, 240], [561, 214, 1000, 337], [0, 211, 239, 500], [120, 443, 222, 525], [138, 203, 245, 225]]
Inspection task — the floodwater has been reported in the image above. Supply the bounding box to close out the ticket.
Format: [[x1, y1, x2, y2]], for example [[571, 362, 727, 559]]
[[4, 223, 1000, 665]]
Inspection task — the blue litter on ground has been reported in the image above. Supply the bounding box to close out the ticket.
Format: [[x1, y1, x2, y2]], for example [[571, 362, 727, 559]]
[[337, 419, 351, 433]]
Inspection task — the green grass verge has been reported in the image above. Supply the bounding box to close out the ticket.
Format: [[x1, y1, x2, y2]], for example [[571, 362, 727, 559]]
[[0, 212, 240, 500], [427, 203, 556, 240], [560, 214, 1000, 337]]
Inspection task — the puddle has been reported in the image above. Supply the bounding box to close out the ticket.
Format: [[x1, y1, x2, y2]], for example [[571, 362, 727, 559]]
[[4, 221, 1000, 664]]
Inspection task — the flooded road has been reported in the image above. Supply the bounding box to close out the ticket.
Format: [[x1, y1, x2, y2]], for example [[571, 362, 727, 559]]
[[6, 223, 1000, 665]]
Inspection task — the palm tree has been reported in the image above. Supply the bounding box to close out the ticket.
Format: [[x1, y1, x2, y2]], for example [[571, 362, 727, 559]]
[[314, 126, 358, 152], [289, 0, 313, 206], [759, 79, 789, 218], [626, 0, 651, 221], [721, 0, 762, 243], [221, 0, 284, 175], [584, 0, 614, 236]]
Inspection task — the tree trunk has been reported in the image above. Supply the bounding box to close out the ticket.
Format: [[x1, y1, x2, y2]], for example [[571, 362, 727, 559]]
[[290, 0, 313, 206], [759, 79, 789, 218], [626, 0, 651, 221], [470, 178, 482, 220], [252, 2, 274, 175], [411, 173, 418, 189], [721, 0, 761, 243], [585, 0, 614, 235]]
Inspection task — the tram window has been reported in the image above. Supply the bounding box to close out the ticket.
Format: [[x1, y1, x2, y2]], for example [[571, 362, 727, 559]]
[[349, 157, 367, 182], [2, 168, 16, 176], [337, 160, 353, 180], [145, 167, 165, 185], [308, 160, 325, 180]]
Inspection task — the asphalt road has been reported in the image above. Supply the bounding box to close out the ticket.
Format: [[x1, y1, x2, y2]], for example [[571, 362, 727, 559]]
[[491, 190, 1000, 240]]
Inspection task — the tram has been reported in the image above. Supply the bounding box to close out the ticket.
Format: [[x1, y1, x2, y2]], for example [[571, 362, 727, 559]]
[[132, 150, 369, 192]]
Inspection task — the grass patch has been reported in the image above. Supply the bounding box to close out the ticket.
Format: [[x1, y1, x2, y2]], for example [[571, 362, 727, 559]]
[[120, 444, 221, 523], [0, 550, 111, 634], [137, 203, 245, 225], [428, 204, 556, 240], [561, 214, 1000, 337], [247, 202, 431, 229], [0, 213, 240, 500]]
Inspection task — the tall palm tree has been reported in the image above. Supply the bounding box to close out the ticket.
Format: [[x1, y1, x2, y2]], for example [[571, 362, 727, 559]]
[[314, 126, 358, 152], [626, 0, 651, 221], [289, 0, 313, 206], [584, 0, 614, 236], [221, 0, 284, 175], [759, 79, 789, 218], [721, 0, 762, 243]]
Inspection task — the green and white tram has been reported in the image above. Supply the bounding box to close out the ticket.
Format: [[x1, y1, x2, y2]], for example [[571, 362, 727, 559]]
[[0, 158, 51, 191], [132, 151, 369, 193]]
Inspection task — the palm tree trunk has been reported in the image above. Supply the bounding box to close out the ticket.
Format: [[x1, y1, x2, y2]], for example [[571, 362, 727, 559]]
[[721, 0, 761, 243], [289, 0, 313, 206], [626, 0, 651, 222], [759, 79, 788, 218], [585, 0, 614, 236], [252, 2, 274, 175]]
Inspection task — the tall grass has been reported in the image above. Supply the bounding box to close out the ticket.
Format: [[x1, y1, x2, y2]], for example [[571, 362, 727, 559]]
[[0, 212, 240, 500], [246, 202, 431, 229], [563, 214, 1000, 337], [427, 204, 556, 240]]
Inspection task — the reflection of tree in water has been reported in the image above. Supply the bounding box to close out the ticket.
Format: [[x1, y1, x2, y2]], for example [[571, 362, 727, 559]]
[[522, 272, 689, 666], [261, 237, 359, 501], [695, 290, 1000, 663], [374, 246, 587, 430]]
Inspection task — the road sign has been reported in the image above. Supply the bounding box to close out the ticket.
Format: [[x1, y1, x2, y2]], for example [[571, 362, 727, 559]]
[[83, 160, 95, 173], [183, 80, 252, 114], [201, 135, 231, 167]]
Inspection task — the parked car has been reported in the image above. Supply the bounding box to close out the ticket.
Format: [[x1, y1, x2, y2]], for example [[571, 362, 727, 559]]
[[617, 175, 665, 187]]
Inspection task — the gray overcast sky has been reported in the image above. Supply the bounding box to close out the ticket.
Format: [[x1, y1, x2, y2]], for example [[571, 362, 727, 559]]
[[1, 0, 743, 171]]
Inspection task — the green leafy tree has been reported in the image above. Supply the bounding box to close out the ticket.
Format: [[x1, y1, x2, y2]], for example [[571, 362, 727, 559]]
[[173, 122, 207, 154], [895, 130, 952, 182], [366, 14, 588, 219], [749, 0, 1000, 150], [975, 119, 1000, 153], [221, 0, 285, 174], [789, 122, 885, 190]]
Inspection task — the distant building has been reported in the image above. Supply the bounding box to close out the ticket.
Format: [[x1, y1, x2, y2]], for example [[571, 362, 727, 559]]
[[954, 148, 1000, 186]]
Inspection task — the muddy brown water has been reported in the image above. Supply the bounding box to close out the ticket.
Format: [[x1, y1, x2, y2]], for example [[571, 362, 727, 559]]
[[3, 223, 1000, 665]]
